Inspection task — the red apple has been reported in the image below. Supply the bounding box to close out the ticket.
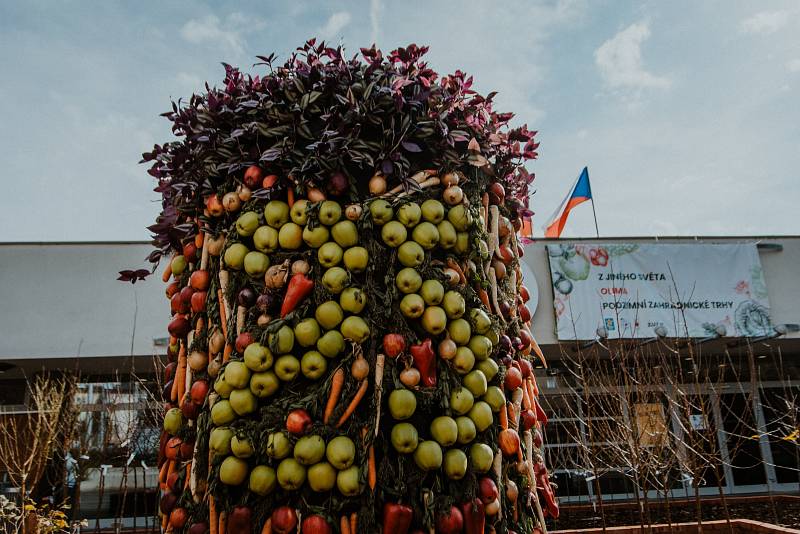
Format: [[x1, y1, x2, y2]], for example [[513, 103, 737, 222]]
[[180, 398, 199, 420], [171, 293, 188, 315], [159, 491, 177, 514], [188, 523, 209, 534], [179, 285, 194, 304], [206, 194, 224, 217], [435, 505, 463, 534], [518, 328, 532, 350], [504, 366, 523, 391], [190, 270, 210, 291], [164, 362, 177, 382], [228, 506, 252, 533], [166, 281, 180, 299], [518, 305, 531, 323], [170, 507, 188, 529], [190, 380, 209, 405], [165, 437, 182, 460], [302, 514, 331, 534], [235, 332, 255, 353], [168, 316, 191, 338], [179, 440, 194, 460], [479, 477, 499, 504], [520, 286, 530, 302], [383, 333, 406, 358], [286, 409, 312, 435], [190, 291, 207, 313], [243, 165, 264, 189], [521, 409, 537, 431], [488, 182, 505, 205], [166, 470, 181, 492], [182, 242, 198, 263], [271, 506, 298, 534], [518, 359, 533, 379]]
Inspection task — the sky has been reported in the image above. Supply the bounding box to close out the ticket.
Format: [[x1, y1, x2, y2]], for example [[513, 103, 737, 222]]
[[0, 0, 798, 241]]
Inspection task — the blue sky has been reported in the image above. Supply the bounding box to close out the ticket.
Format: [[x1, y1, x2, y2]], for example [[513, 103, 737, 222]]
[[1, 0, 798, 241]]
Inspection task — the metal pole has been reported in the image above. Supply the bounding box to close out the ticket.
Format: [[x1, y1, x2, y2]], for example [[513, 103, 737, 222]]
[[591, 197, 600, 238]]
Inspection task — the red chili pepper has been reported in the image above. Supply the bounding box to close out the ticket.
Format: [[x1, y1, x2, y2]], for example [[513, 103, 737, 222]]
[[383, 502, 413, 534], [533, 397, 548, 427], [280, 273, 314, 317], [591, 248, 608, 267], [410, 338, 436, 387], [460, 498, 485, 534], [534, 461, 559, 519]]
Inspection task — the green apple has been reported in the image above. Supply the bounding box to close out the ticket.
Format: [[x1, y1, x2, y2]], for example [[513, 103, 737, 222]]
[[421, 306, 447, 335], [463, 370, 488, 397], [278, 222, 303, 249], [322, 267, 349, 294], [336, 466, 362, 496], [332, 220, 359, 248], [477, 359, 500, 383], [230, 388, 257, 416], [318, 200, 342, 226], [442, 291, 466, 319], [274, 355, 301, 381], [430, 416, 458, 446], [249, 465, 277, 496], [210, 427, 234, 456], [414, 441, 443, 471], [277, 458, 306, 490], [293, 434, 326, 465], [395, 268, 422, 294], [236, 211, 260, 237], [444, 449, 468, 480], [396, 202, 421, 227], [369, 199, 393, 225], [476, 238, 489, 261], [483, 386, 506, 412], [264, 200, 290, 228], [397, 241, 425, 267], [437, 220, 457, 249], [244, 343, 273, 372], [326, 436, 356, 469], [453, 346, 475, 375], [468, 401, 493, 432], [420, 279, 444, 306], [447, 318, 472, 345], [269, 325, 295, 354], [315, 300, 344, 329], [470, 443, 494, 473], [391, 422, 419, 453], [456, 416, 477, 444], [164, 407, 184, 435], [307, 461, 337, 492], [485, 328, 499, 347], [468, 335, 493, 361], [253, 226, 279, 253], [301, 350, 327, 379], [454, 232, 470, 255], [381, 221, 407, 247], [302, 224, 330, 248], [224, 361, 251, 389], [341, 316, 370, 343], [250, 371, 280, 398], [411, 222, 440, 250], [450, 387, 475, 415], [340, 287, 367, 314], [219, 456, 248, 485], [266, 431, 292, 459], [318, 241, 343, 267], [290, 199, 309, 225], [388, 389, 417, 420], [211, 400, 235, 425], [231, 435, 254, 458], [214, 376, 233, 398], [317, 330, 345, 358], [170, 255, 187, 276], [420, 199, 445, 223], [223, 243, 249, 270], [400, 293, 425, 318], [343, 246, 369, 273], [294, 318, 321, 347], [447, 204, 472, 231]]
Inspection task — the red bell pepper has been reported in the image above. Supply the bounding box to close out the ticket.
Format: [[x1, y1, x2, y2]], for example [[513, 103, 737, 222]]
[[280, 273, 314, 317], [460, 498, 485, 534], [383, 502, 413, 534], [410, 338, 436, 387], [534, 461, 559, 519]]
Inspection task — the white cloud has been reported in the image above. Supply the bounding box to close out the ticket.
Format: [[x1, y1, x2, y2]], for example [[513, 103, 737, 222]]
[[740, 10, 791, 35], [318, 12, 351, 40], [594, 21, 671, 91], [180, 13, 264, 55], [370, 0, 381, 45], [787, 59, 800, 73]]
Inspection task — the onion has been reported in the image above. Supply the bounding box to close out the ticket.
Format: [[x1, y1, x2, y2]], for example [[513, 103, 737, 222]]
[[207, 357, 222, 378], [345, 204, 363, 221], [438, 338, 457, 360], [484, 498, 500, 516], [506, 479, 519, 502], [443, 268, 460, 286], [499, 428, 521, 457], [236, 185, 252, 202], [222, 192, 241, 212], [264, 262, 290, 289], [351, 356, 370, 381], [257, 313, 272, 328], [206, 195, 224, 217], [306, 187, 326, 202], [441, 172, 460, 187], [327, 171, 349, 196], [206, 234, 226, 256], [291, 259, 310, 275], [188, 350, 208, 372], [368, 173, 387, 195], [237, 287, 256, 307], [442, 185, 464, 206], [493, 259, 507, 279], [209, 329, 225, 354], [399, 367, 421, 387]]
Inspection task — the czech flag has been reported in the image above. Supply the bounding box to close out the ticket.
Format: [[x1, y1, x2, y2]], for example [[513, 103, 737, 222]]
[[543, 167, 592, 238]]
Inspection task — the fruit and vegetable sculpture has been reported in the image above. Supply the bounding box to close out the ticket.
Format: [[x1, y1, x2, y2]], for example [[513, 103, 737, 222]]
[[138, 41, 557, 533]]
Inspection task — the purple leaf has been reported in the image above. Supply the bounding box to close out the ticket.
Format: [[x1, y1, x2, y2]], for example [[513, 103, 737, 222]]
[[401, 141, 422, 152]]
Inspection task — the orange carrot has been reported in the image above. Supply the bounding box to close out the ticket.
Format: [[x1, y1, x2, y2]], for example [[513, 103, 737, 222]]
[[477, 288, 491, 310], [507, 402, 517, 428], [165, 459, 176, 489], [194, 232, 204, 249], [521, 379, 532, 411], [219, 511, 227, 534], [350, 512, 357, 534], [287, 187, 295, 208], [209, 496, 218, 534], [340, 516, 351, 534], [162, 512, 169, 531], [323, 368, 346, 424], [158, 460, 169, 489], [171, 342, 185, 403], [184, 461, 192, 489], [368, 443, 376, 490], [176, 343, 188, 402], [447, 258, 466, 285], [335, 380, 369, 428], [162, 259, 173, 282], [499, 401, 509, 430], [195, 317, 205, 338], [223, 344, 233, 363], [217, 288, 228, 338], [260, 518, 272, 534]]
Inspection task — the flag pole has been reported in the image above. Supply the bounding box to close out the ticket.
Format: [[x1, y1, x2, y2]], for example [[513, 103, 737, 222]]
[[590, 198, 600, 238]]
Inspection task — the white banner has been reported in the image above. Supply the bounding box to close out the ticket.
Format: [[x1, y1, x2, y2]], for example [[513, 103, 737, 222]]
[[546, 243, 772, 340]]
